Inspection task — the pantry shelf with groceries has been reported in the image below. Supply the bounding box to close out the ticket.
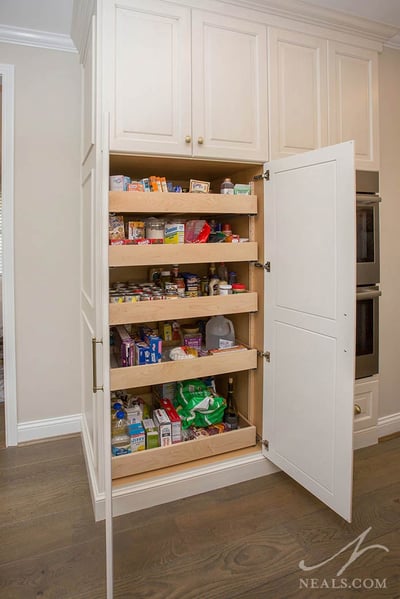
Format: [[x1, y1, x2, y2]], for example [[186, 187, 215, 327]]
[[108, 170, 261, 480]]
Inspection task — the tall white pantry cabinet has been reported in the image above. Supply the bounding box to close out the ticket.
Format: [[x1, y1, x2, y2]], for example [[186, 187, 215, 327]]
[[74, 0, 385, 539]]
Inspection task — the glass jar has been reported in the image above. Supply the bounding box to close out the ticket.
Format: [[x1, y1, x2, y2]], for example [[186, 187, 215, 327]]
[[145, 217, 165, 240]]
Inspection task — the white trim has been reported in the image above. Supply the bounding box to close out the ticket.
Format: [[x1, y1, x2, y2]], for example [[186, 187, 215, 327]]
[[81, 412, 102, 513], [384, 40, 400, 50], [17, 413, 82, 444], [378, 412, 400, 438], [0, 24, 76, 53], [353, 427, 378, 450], [1, 64, 17, 447], [90, 452, 278, 521]]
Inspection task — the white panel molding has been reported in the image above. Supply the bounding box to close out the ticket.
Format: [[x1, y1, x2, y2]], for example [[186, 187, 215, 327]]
[[1, 63, 17, 447], [0, 24, 76, 52], [81, 412, 103, 516], [17, 414, 82, 443], [90, 452, 278, 521], [378, 412, 400, 438]]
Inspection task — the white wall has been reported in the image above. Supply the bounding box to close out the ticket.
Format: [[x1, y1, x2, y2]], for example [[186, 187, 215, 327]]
[[0, 42, 81, 424], [378, 47, 400, 419]]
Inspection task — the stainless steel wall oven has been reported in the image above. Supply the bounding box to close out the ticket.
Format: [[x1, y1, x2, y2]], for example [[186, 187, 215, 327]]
[[355, 171, 381, 379]]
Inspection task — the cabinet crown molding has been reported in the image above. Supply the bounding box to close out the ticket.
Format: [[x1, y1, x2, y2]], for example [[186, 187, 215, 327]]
[[71, 0, 96, 58], [220, 0, 399, 45], [0, 23, 76, 52]]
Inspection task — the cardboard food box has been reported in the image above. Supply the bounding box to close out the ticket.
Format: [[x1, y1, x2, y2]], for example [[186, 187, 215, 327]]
[[129, 421, 146, 452], [152, 409, 172, 447], [159, 399, 182, 444], [142, 418, 159, 450]]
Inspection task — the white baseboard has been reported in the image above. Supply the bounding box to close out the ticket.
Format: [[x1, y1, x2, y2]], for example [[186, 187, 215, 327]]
[[91, 452, 278, 522], [378, 412, 400, 438], [354, 427, 378, 450], [17, 413, 82, 443]]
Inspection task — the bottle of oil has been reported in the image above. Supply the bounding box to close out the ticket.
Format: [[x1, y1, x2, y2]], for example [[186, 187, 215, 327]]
[[224, 377, 238, 430]]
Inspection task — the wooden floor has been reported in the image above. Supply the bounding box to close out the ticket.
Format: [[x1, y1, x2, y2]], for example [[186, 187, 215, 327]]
[[0, 435, 399, 598]]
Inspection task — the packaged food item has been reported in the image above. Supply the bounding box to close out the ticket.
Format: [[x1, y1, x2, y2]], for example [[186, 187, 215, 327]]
[[127, 221, 145, 240], [129, 421, 146, 452], [145, 217, 165, 240], [184, 220, 211, 243], [113, 326, 135, 366], [218, 284, 232, 295], [164, 222, 185, 244], [109, 214, 125, 241], [232, 283, 247, 293], [152, 409, 172, 446], [220, 178, 234, 194], [233, 183, 251, 195], [159, 399, 182, 443], [142, 419, 159, 449], [109, 175, 130, 191], [127, 181, 144, 192]]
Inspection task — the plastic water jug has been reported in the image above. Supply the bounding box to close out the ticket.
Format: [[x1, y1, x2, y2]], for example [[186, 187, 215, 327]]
[[205, 315, 235, 350]]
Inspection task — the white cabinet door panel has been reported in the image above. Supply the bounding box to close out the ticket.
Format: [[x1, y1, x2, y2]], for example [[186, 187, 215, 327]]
[[192, 10, 268, 161], [106, 0, 191, 155], [263, 142, 356, 521], [328, 42, 379, 170], [269, 28, 328, 158]]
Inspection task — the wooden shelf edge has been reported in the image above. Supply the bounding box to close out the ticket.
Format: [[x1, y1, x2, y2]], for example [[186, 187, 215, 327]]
[[109, 191, 257, 215], [109, 241, 258, 267], [112, 422, 257, 479], [110, 348, 258, 391], [109, 292, 258, 325]]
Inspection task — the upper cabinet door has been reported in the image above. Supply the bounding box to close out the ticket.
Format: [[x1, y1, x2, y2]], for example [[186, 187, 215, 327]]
[[192, 10, 268, 162], [106, 0, 191, 156], [269, 28, 328, 159], [263, 141, 356, 522], [328, 42, 379, 170]]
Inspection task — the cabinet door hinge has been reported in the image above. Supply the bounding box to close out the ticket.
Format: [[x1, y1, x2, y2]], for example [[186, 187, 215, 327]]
[[263, 440, 269, 450], [257, 350, 271, 362], [253, 169, 270, 181], [254, 261, 271, 272]]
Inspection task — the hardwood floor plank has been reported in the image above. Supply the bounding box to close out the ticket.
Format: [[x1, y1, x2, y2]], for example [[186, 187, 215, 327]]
[[0, 539, 107, 599], [0, 506, 104, 566], [0, 435, 82, 471], [0, 453, 91, 525], [112, 524, 306, 599]]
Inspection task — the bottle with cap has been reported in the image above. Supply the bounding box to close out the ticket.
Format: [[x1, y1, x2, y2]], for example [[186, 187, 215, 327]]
[[220, 178, 234, 195], [224, 377, 238, 430]]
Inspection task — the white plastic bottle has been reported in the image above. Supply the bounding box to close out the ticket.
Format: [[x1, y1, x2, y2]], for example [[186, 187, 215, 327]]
[[205, 315, 235, 350]]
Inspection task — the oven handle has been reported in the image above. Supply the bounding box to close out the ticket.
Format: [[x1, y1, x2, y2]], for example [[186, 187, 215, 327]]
[[356, 289, 382, 300]]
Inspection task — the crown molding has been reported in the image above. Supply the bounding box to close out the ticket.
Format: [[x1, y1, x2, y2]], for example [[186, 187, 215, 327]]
[[0, 23, 76, 52], [220, 0, 399, 45], [71, 0, 96, 58]]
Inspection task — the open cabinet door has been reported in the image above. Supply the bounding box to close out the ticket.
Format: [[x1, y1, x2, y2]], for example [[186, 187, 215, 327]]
[[262, 141, 355, 521]]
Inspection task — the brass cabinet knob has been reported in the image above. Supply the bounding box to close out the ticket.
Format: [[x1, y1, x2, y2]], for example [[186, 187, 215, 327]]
[[185, 135, 191, 143], [354, 403, 362, 415], [198, 136, 204, 144]]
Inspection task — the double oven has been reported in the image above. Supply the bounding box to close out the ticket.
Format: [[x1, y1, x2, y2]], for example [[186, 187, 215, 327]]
[[356, 171, 381, 379]]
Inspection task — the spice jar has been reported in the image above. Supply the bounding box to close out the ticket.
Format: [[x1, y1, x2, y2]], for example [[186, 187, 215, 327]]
[[232, 283, 247, 293]]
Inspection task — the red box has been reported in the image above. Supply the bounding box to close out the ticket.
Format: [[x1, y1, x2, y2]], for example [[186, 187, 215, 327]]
[[159, 398, 182, 444]]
